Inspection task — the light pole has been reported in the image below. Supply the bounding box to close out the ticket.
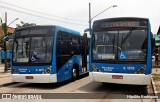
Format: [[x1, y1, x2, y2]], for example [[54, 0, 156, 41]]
[[88, 3, 117, 72], [8, 18, 19, 27], [89, 3, 117, 34]]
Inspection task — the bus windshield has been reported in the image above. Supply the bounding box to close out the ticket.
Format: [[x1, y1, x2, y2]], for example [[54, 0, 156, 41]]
[[13, 27, 54, 64], [93, 28, 147, 61]]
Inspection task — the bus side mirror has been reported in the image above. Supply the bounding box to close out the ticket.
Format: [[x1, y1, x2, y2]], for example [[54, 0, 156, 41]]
[[84, 28, 90, 32], [84, 33, 87, 38], [84, 28, 92, 35], [155, 46, 158, 53]]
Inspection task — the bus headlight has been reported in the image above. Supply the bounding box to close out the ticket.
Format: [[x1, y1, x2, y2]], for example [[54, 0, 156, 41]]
[[92, 64, 101, 72], [135, 65, 146, 74], [42, 66, 52, 74], [12, 68, 18, 74]]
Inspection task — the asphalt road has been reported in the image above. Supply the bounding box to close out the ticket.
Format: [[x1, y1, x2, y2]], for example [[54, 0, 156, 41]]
[[0, 74, 156, 102]]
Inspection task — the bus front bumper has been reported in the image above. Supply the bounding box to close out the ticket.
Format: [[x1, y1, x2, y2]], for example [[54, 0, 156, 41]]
[[89, 72, 151, 85], [11, 74, 57, 83]]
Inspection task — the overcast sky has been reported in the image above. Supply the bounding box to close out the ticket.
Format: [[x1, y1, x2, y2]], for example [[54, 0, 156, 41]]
[[0, 0, 160, 34]]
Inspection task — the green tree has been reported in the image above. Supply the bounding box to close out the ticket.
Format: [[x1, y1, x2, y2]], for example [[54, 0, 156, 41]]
[[2, 23, 8, 36], [16, 21, 36, 28]]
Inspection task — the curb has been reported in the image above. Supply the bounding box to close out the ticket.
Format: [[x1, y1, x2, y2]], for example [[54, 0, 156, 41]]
[[0, 73, 11, 78], [151, 76, 159, 102], [0, 71, 11, 78], [0, 75, 11, 78], [0, 71, 10, 74]]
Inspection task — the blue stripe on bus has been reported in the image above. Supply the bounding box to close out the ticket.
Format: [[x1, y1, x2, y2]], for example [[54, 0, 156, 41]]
[[146, 20, 152, 74], [55, 26, 80, 36]]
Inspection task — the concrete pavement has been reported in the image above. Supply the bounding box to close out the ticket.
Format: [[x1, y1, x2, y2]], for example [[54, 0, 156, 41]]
[[0, 64, 11, 78], [152, 67, 160, 74], [151, 67, 160, 102]]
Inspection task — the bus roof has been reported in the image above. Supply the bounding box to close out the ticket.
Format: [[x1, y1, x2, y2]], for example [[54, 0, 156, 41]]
[[55, 26, 80, 36], [92, 17, 150, 31], [93, 17, 149, 23]]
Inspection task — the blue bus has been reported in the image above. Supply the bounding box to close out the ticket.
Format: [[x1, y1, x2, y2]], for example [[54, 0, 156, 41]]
[[87, 17, 154, 85], [11, 25, 89, 83]]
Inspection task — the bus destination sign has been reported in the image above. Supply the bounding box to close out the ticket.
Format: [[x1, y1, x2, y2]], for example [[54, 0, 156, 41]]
[[100, 21, 147, 28], [21, 29, 48, 35], [16, 28, 52, 37]]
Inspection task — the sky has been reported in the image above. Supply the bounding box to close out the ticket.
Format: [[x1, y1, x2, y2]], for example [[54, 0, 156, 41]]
[[0, 0, 160, 34]]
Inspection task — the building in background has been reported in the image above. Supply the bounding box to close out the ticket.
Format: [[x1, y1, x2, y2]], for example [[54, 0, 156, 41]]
[[0, 26, 15, 37], [7, 27, 15, 35]]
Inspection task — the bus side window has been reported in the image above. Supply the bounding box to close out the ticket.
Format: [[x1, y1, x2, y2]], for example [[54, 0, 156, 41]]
[[58, 31, 70, 55], [62, 40, 68, 55], [57, 37, 61, 55], [70, 37, 80, 55]]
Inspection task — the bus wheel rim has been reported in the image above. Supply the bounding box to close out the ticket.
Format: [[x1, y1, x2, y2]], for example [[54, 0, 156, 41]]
[[72, 69, 77, 78]]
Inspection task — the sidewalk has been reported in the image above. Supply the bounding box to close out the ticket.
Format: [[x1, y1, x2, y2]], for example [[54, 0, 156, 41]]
[[152, 67, 160, 92], [151, 67, 160, 102], [152, 60, 160, 92], [0, 64, 11, 78]]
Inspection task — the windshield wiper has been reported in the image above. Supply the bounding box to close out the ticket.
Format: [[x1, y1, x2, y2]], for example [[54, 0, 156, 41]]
[[121, 28, 135, 44]]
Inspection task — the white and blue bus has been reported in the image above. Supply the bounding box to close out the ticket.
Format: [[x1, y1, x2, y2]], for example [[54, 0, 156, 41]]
[[88, 17, 154, 85], [11, 25, 89, 83]]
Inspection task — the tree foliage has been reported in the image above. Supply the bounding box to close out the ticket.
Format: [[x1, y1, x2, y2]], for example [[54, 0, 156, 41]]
[[2, 23, 8, 36], [16, 21, 36, 28]]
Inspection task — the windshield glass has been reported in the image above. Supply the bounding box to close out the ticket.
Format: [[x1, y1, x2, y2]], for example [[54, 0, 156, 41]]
[[13, 27, 54, 63], [13, 36, 54, 63], [93, 29, 147, 61]]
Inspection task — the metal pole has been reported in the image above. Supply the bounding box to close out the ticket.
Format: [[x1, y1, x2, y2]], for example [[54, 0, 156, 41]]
[[89, 3, 91, 34], [4, 12, 8, 72], [5, 12, 7, 25], [8, 18, 19, 27], [91, 5, 117, 21], [89, 3, 92, 72]]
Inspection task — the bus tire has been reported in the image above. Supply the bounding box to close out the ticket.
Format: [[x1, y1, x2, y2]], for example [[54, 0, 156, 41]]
[[71, 64, 79, 81], [71, 68, 77, 81]]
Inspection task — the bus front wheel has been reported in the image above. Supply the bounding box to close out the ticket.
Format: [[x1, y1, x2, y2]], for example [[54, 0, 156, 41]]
[[71, 68, 77, 81]]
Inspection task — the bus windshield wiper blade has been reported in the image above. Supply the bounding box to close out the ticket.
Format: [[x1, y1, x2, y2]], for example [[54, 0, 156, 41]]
[[121, 28, 135, 44]]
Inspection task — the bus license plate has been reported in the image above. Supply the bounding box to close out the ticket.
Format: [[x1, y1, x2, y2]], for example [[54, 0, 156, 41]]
[[112, 75, 123, 79], [25, 76, 33, 79]]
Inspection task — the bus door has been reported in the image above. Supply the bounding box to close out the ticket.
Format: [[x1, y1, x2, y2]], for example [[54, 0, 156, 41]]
[[81, 33, 88, 72], [57, 32, 71, 81]]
